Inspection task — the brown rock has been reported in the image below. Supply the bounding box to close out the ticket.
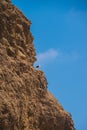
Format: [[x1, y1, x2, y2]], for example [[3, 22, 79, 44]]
[[0, 1, 75, 130]]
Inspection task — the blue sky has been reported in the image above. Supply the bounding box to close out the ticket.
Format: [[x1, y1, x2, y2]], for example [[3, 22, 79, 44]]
[[12, 0, 87, 130]]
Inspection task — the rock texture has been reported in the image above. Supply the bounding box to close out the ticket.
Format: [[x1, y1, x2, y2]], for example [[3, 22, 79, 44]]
[[0, 0, 75, 130]]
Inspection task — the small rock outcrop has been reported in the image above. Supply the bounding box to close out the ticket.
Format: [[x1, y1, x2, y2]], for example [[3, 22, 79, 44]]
[[0, 0, 75, 130]]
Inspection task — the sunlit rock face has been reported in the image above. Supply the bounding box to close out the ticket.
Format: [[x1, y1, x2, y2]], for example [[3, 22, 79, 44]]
[[0, 0, 75, 130]]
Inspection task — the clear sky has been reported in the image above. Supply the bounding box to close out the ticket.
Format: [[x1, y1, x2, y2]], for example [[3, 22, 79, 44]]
[[12, 0, 87, 130]]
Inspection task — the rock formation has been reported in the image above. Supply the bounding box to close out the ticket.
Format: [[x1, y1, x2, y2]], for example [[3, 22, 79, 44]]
[[0, 0, 75, 130]]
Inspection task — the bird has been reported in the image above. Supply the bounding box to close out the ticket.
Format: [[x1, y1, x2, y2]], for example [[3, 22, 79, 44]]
[[36, 65, 39, 68]]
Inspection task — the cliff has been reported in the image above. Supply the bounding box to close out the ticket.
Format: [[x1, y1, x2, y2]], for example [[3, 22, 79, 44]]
[[0, 0, 75, 130]]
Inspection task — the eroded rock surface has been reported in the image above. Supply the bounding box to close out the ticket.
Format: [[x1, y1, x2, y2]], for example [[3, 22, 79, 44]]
[[0, 0, 75, 130]]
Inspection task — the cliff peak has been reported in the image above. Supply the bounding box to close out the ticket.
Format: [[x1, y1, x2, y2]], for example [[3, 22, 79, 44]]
[[0, 1, 75, 130]]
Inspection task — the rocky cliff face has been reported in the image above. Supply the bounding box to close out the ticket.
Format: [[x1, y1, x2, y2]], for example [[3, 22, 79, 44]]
[[0, 0, 75, 130]]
